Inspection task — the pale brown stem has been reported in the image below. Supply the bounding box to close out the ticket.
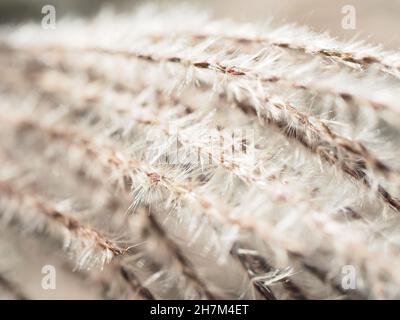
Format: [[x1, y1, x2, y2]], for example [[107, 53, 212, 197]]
[[141, 207, 217, 299], [0, 180, 126, 257]]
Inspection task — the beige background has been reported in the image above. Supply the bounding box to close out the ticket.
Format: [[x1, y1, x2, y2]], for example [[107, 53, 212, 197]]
[[1, 0, 399, 49], [208, 0, 400, 49]]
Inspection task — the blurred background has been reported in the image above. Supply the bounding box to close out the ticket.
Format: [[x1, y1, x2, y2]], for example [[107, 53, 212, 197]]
[[0, 0, 399, 48]]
